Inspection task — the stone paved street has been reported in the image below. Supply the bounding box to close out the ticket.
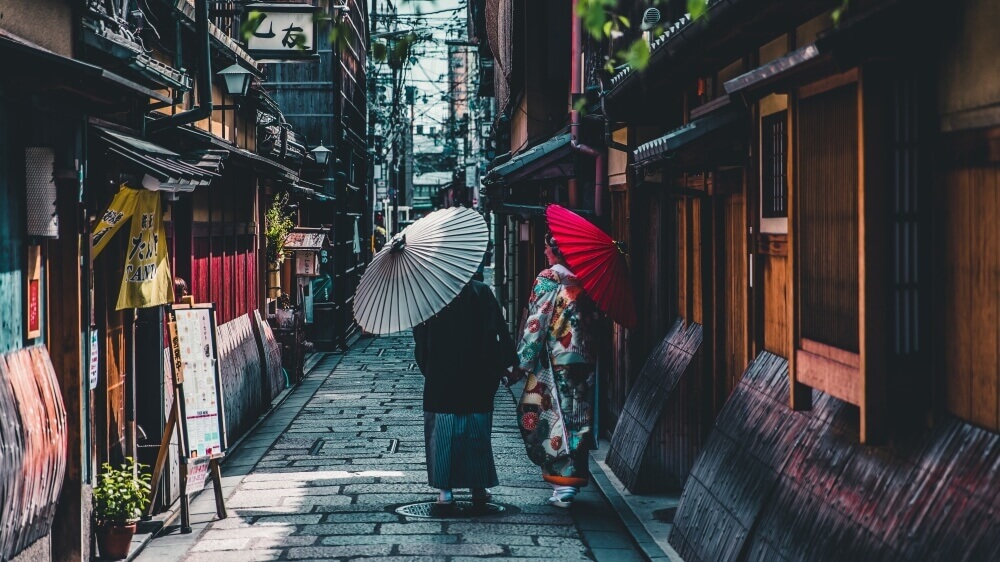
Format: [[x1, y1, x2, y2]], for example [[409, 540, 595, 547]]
[[135, 333, 644, 561]]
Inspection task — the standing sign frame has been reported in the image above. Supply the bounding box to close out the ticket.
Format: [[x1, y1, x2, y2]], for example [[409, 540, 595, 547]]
[[149, 303, 228, 531], [170, 304, 228, 461]]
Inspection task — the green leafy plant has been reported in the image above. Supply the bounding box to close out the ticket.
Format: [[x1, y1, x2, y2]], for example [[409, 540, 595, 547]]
[[577, 0, 710, 74], [265, 193, 296, 266], [92, 458, 151, 527]]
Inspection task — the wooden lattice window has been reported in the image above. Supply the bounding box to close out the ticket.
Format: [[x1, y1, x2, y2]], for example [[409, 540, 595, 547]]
[[761, 111, 788, 218], [797, 83, 859, 353]]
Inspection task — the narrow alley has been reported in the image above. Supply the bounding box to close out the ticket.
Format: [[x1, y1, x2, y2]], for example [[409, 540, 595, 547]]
[[135, 333, 645, 561]]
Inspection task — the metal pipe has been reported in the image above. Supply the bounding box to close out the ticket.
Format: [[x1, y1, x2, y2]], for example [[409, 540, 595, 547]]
[[148, 0, 212, 133], [569, 0, 606, 217]]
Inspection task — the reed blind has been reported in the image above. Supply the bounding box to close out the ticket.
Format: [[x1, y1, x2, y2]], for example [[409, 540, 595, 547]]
[[797, 84, 859, 353]]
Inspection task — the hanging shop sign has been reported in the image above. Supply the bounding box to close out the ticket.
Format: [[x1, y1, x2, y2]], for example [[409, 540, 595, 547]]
[[117, 189, 172, 309], [26, 246, 41, 339], [244, 3, 319, 62], [92, 184, 173, 310]]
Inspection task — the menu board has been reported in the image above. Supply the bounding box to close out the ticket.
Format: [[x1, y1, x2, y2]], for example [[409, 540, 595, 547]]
[[170, 305, 227, 461]]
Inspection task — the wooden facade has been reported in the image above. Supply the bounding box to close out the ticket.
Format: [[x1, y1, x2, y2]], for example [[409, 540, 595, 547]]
[[0, 0, 360, 557], [471, 0, 1000, 557], [267, 0, 370, 350]]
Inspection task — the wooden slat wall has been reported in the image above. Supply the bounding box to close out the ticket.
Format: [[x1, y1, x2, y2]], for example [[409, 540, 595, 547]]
[[0, 347, 67, 561], [676, 200, 688, 321], [943, 166, 1000, 431], [722, 192, 748, 397], [797, 83, 860, 353], [189, 226, 258, 324], [691, 198, 703, 325], [670, 350, 1000, 561], [606, 319, 704, 492], [217, 314, 266, 444], [605, 189, 632, 431], [253, 310, 286, 403]]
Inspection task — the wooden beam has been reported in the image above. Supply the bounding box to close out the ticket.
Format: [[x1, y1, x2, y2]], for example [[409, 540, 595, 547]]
[[49, 177, 86, 562], [787, 87, 812, 410], [796, 348, 861, 406], [859, 64, 888, 444]]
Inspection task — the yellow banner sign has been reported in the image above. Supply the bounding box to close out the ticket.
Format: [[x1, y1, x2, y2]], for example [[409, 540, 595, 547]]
[[92, 184, 174, 309], [116, 189, 172, 310], [92, 184, 140, 258]]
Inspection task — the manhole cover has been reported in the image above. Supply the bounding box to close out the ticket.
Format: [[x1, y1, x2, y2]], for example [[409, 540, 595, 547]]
[[396, 501, 506, 518]]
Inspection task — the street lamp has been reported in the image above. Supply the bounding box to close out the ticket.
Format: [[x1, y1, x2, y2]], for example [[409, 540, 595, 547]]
[[310, 142, 332, 166], [217, 64, 253, 97]]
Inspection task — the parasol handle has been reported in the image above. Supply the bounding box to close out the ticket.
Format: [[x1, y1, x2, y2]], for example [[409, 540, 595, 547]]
[[389, 233, 406, 253], [614, 240, 629, 256]]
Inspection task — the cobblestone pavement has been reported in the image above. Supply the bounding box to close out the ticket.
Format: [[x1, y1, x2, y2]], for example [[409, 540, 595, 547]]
[[136, 333, 644, 561]]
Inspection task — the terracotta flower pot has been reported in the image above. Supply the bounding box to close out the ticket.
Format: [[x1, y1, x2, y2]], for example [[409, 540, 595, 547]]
[[95, 522, 137, 560]]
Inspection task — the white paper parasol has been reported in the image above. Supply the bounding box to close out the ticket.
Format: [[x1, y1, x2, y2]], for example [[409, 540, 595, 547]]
[[353, 206, 489, 334]]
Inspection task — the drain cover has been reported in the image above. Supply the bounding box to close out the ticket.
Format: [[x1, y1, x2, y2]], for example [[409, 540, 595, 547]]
[[396, 501, 506, 518]]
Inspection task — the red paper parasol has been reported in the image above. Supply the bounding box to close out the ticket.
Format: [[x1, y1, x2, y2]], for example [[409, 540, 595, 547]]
[[546, 204, 636, 328]]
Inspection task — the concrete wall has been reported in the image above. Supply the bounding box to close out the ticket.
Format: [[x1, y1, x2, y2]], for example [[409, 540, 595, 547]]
[[939, 0, 1000, 131], [0, 0, 73, 56]]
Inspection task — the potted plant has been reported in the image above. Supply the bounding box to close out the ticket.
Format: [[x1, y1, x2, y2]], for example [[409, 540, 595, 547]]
[[265, 193, 296, 301], [93, 457, 151, 560]]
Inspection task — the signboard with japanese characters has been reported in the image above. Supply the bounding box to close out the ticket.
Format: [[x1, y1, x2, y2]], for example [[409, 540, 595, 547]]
[[169, 305, 227, 462], [295, 250, 319, 277], [244, 3, 319, 62]]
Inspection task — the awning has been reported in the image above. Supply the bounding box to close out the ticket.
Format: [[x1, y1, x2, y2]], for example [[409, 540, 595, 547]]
[[483, 134, 573, 186], [289, 180, 334, 202], [93, 126, 219, 191], [0, 32, 171, 104], [162, 125, 300, 182], [634, 106, 745, 168], [723, 44, 825, 99]]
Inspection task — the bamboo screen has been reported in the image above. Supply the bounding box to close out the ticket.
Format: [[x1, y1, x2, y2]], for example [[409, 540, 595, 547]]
[[796, 84, 859, 352]]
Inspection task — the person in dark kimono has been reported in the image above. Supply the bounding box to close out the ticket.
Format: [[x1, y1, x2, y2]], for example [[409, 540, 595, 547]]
[[413, 272, 517, 506]]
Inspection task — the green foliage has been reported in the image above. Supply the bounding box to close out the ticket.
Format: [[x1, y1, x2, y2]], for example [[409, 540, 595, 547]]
[[687, 0, 709, 21], [92, 458, 151, 527], [577, 0, 708, 74], [832, 0, 850, 25], [577, 0, 619, 40], [328, 19, 355, 54], [265, 193, 296, 266], [621, 39, 650, 72], [239, 11, 266, 43], [372, 41, 388, 62]]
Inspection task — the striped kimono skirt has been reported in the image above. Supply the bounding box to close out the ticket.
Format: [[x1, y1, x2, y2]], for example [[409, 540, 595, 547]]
[[424, 412, 499, 489]]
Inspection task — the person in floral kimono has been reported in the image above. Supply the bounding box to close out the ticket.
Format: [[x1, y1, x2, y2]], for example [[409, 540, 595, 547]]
[[513, 233, 596, 508]]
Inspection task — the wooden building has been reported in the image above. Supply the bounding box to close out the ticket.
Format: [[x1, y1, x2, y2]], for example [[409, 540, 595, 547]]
[[0, 1, 337, 559], [479, 0, 1000, 557], [267, 0, 371, 350]]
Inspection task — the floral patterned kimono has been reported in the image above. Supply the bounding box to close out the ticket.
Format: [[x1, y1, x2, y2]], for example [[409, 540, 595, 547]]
[[516, 264, 596, 487]]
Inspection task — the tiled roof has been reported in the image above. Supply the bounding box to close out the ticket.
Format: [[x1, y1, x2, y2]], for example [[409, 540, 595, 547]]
[[607, 0, 727, 90]]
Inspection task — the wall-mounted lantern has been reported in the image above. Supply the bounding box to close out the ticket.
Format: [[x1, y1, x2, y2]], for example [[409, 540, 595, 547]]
[[310, 142, 332, 166], [217, 64, 253, 97]]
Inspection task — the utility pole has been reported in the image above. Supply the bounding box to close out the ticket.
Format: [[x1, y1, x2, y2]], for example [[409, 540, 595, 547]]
[[367, 0, 378, 256]]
